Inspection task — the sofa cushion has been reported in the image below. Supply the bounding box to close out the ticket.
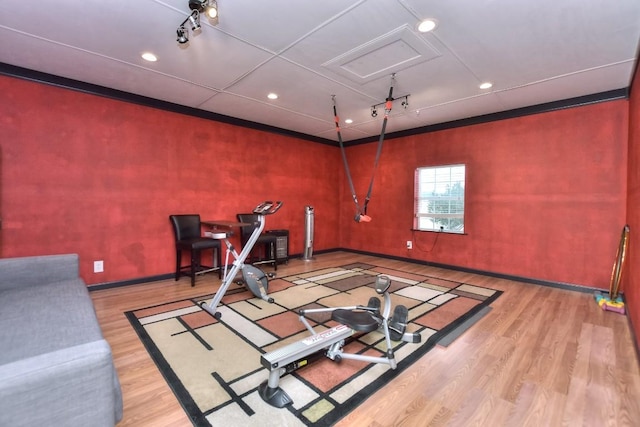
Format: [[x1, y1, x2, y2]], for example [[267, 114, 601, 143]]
[[0, 278, 104, 365], [0, 340, 123, 426], [0, 254, 79, 291]]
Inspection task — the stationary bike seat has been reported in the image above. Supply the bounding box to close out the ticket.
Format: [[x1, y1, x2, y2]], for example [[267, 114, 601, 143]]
[[332, 309, 379, 333]]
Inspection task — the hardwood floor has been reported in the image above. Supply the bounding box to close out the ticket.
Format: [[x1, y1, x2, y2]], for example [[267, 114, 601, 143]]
[[90, 252, 640, 426]]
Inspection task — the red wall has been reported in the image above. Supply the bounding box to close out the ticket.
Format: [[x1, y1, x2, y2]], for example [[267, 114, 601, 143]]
[[627, 61, 640, 343], [0, 75, 340, 284], [0, 73, 631, 297], [340, 101, 629, 289]]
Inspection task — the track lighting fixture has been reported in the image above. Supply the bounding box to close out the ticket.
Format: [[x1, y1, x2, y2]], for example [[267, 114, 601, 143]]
[[190, 0, 218, 22], [176, 26, 188, 44], [187, 11, 201, 31], [201, 0, 219, 20], [176, 0, 218, 45], [371, 94, 410, 117]]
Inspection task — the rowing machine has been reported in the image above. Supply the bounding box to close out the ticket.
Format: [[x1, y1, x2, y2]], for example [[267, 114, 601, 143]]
[[258, 275, 421, 408]]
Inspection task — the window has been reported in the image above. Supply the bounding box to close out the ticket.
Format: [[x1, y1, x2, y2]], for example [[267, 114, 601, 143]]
[[414, 164, 465, 233]]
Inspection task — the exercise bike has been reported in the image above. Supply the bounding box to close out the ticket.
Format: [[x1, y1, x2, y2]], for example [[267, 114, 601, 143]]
[[258, 275, 421, 408], [200, 201, 282, 319]]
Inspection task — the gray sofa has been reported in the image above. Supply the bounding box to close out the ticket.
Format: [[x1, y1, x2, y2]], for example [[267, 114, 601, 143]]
[[0, 254, 123, 426]]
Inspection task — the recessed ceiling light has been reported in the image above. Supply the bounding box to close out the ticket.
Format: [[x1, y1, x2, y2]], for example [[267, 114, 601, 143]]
[[417, 19, 437, 33], [267, 93, 278, 100], [479, 82, 493, 90], [345, 119, 353, 124], [141, 52, 157, 62]]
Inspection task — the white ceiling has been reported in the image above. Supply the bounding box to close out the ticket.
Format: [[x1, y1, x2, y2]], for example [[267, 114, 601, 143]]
[[0, 0, 639, 142]]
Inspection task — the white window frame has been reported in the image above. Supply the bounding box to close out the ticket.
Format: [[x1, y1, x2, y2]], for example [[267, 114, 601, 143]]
[[414, 164, 466, 233]]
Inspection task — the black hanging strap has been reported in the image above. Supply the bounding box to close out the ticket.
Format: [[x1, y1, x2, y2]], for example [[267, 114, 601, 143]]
[[332, 74, 395, 222], [333, 96, 363, 216], [363, 75, 394, 216]]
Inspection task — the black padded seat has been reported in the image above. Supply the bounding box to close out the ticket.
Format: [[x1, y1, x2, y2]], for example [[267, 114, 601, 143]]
[[331, 309, 379, 333], [187, 238, 219, 251]]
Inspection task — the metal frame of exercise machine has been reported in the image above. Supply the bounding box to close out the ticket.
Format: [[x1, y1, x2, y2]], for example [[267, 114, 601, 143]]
[[200, 201, 283, 319], [258, 275, 421, 408]]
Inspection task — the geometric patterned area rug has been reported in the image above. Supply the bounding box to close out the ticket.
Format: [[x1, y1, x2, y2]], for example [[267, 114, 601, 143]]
[[126, 262, 502, 426]]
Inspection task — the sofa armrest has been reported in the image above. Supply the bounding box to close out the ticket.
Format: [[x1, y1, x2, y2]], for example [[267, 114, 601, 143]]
[[0, 254, 79, 290], [0, 340, 123, 427]]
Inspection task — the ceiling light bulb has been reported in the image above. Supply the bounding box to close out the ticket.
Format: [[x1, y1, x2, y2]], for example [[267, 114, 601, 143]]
[[206, 3, 218, 19], [345, 119, 353, 124], [141, 52, 157, 62], [267, 93, 278, 100], [418, 19, 437, 33], [479, 82, 493, 90]]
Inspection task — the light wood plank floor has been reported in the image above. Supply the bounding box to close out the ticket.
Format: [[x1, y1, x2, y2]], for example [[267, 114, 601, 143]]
[[90, 252, 640, 426]]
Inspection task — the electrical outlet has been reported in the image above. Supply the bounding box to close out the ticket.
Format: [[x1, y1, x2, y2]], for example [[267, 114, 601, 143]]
[[93, 260, 104, 273], [406, 240, 413, 249]]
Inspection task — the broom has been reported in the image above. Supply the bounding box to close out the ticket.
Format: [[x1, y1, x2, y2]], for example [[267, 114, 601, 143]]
[[594, 225, 630, 314]]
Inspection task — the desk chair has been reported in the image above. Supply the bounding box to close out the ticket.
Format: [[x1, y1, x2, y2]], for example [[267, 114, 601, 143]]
[[169, 214, 222, 287], [237, 213, 278, 271]]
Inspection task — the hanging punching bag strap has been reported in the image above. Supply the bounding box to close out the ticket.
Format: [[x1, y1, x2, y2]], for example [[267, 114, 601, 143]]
[[333, 96, 364, 221], [362, 74, 395, 218]]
